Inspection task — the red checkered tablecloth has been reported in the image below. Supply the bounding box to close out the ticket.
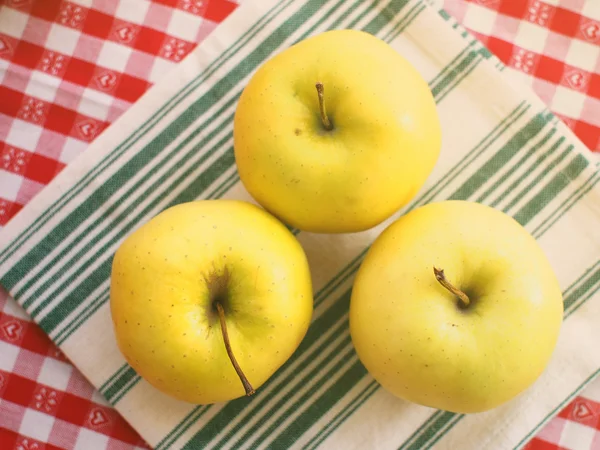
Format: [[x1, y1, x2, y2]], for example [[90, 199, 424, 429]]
[[0, 1, 599, 449]]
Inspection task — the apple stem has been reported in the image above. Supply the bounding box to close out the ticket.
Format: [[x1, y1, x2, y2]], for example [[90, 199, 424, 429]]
[[433, 267, 470, 308], [215, 303, 255, 396], [315, 82, 333, 131]]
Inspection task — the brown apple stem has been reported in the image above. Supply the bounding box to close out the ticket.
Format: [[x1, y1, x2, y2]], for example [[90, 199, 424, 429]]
[[215, 303, 255, 396], [315, 82, 333, 131], [433, 267, 470, 308]]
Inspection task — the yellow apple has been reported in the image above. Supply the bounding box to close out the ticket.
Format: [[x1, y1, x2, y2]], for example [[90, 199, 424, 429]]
[[349, 200, 563, 413], [110, 200, 313, 404], [234, 29, 441, 233]]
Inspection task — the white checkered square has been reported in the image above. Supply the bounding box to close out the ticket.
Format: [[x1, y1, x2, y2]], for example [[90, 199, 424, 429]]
[[552, 85, 588, 118], [74, 428, 110, 450], [148, 58, 176, 84], [559, 420, 597, 450], [5, 120, 43, 152], [565, 39, 600, 72], [19, 409, 55, 442], [0, 170, 24, 201], [581, 1, 600, 21], [115, 0, 150, 24], [167, 9, 203, 42], [44, 24, 81, 55], [513, 21, 550, 53], [0, 340, 20, 372], [0, 7, 28, 39], [97, 41, 133, 72], [461, 3, 497, 36], [59, 137, 88, 164], [37, 358, 73, 392], [25, 71, 61, 103], [77, 88, 113, 121]]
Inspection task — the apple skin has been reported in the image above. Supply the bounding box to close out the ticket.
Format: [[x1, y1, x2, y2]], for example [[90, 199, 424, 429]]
[[233, 29, 441, 234], [349, 200, 563, 413], [110, 200, 313, 405]]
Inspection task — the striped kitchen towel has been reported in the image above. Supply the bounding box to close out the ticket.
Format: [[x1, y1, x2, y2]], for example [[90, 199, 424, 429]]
[[1, 0, 600, 448]]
